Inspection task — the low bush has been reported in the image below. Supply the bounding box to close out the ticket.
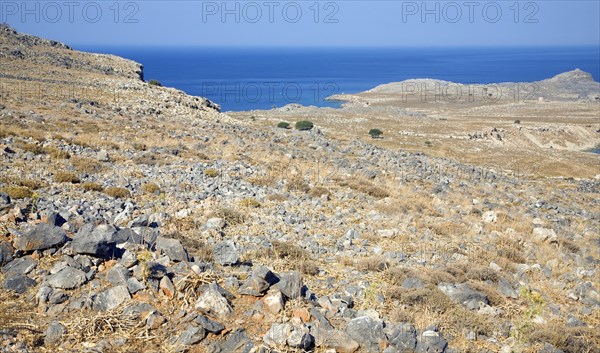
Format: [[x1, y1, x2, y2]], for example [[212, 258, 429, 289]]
[[369, 128, 383, 138], [0, 186, 33, 199], [204, 169, 220, 178], [141, 182, 161, 195], [54, 171, 80, 183], [104, 187, 131, 199], [277, 121, 290, 129], [295, 120, 314, 131], [81, 182, 103, 192], [239, 197, 261, 208]]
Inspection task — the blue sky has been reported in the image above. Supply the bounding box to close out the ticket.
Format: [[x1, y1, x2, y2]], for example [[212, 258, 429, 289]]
[[2, 1, 599, 47]]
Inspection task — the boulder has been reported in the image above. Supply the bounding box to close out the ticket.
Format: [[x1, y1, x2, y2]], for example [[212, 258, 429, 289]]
[[15, 223, 67, 251], [92, 285, 131, 311], [276, 271, 303, 299], [346, 316, 386, 353], [71, 224, 119, 258], [195, 283, 233, 320], [156, 237, 188, 262], [213, 240, 240, 266], [2, 275, 36, 293], [47, 266, 87, 289]]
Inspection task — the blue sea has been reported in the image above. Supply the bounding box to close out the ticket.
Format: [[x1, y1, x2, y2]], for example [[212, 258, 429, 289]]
[[80, 46, 600, 112]]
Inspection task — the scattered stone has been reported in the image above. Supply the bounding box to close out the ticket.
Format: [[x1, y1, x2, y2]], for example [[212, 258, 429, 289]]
[[402, 278, 424, 289], [195, 315, 225, 334], [385, 323, 417, 351], [195, 282, 233, 320], [127, 277, 146, 294], [176, 324, 206, 346], [156, 236, 188, 262], [498, 277, 518, 299], [160, 276, 175, 298], [345, 316, 386, 353], [213, 240, 240, 266], [533, 228, 558, 243], [15, 223, 67, 251], [0, 241, 14, 266], [2, 256, 37, 276], [71, 224, 119, 258], [263, 288, 285, 315], [47, 266, 87, 289], [264, 322, 291, 347], [276, 271, 303, 299], [438, 282, 489, 310], [416, 329, 448, 353], [93, 285, 131, 311], [313, 327, 359, 353], [2, 275, 36, 293], [44, 321, 67, 345]]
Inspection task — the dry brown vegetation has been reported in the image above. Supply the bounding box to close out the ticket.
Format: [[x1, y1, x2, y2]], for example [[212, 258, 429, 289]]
[[104, 187, 131, 199]]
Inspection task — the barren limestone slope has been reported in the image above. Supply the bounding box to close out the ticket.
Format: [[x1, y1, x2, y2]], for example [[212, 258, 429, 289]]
[[240, 69, 600, 178], [0, 26, 599, 353]]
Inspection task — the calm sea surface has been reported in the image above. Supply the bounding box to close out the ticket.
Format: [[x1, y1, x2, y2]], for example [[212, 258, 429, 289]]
[[79, 46, 600, 111]]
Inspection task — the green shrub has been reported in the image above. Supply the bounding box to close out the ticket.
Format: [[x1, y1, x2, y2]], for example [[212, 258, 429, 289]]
[[295, 121, 314, 131], [369, 128, 383, 138], [514, 119, 521, 124], [148, 79, 162, 87], [425, 141, 432, 147], [277, 122, 290, 129]]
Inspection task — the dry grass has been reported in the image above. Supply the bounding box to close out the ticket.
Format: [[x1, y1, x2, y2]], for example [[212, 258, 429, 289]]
[[308, 186, 331, 198], [141, 182, 161, 194], [245, 240, 319, 276], [0, 176, 45, 190], [285, 177, 310, 193], [0, 186, 33, 199], [133, 154, 167, 166], [104, 187, 131, 199], [355, 256, 390, 272], [247, 174, 275, 187], [71, 156, 104, 174], [81, 182, 103, 192], [266, 193, 287, 202], [204, 168, 220, 178], [336, 177, 390, 198], [43, 146, 70, 159], [64, 308, 153, 347], [13, 140, 44, 155], [54, 171, 80, 183], [527, 324, 599, 353], [239, 197, 261, 208], [208, 207, 246, 225]]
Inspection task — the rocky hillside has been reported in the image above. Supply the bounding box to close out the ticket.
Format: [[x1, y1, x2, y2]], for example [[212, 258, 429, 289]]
[[331, 69, 600, 104], [1, 26, 599, 353]]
